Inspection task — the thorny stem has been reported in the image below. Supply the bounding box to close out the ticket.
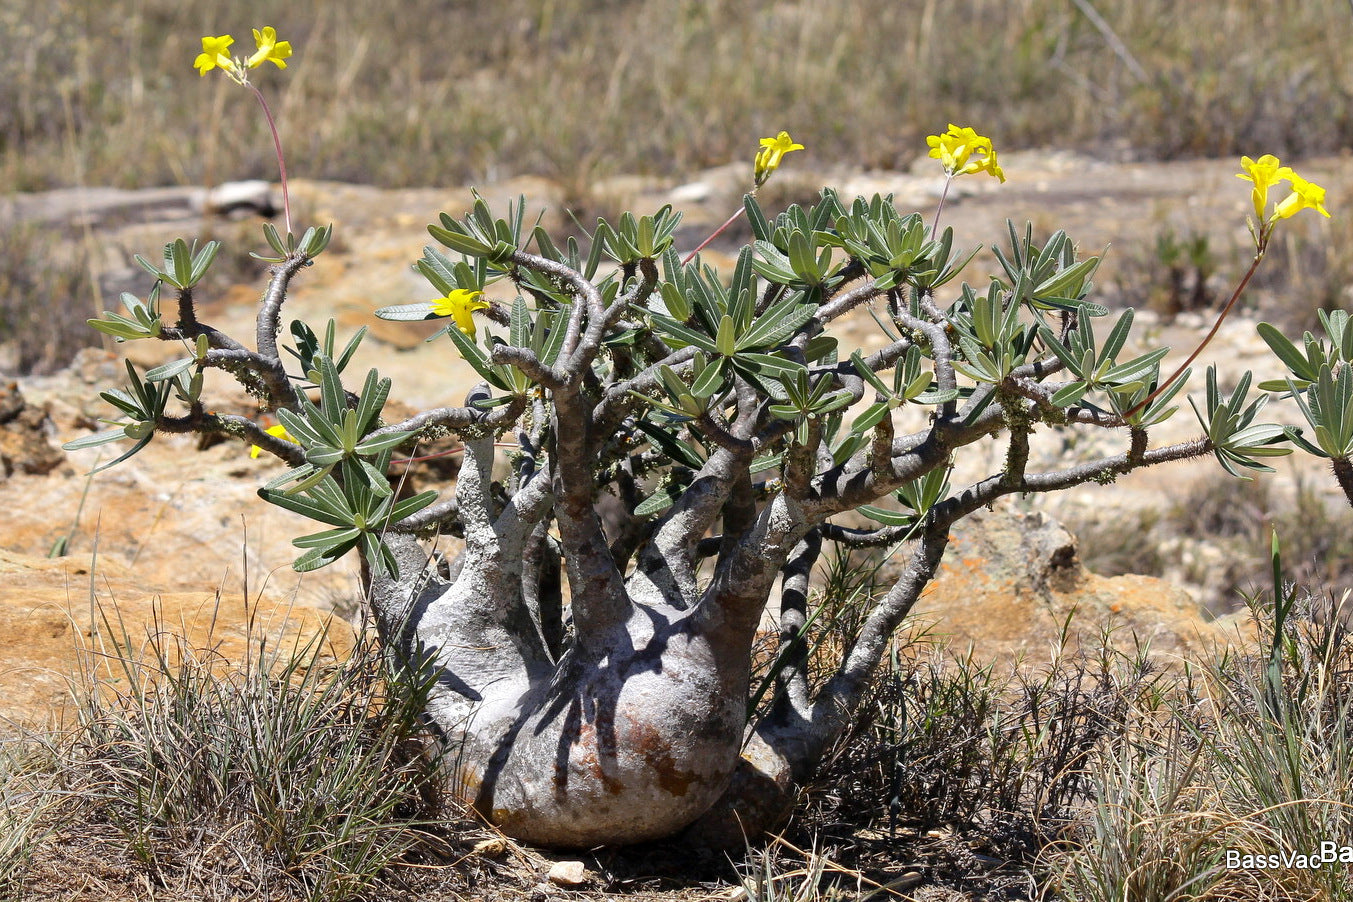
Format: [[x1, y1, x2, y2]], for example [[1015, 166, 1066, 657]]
[[1332, 456, 1353, 509], [1122, 241, 1267, 420], [250, 85, 292, 237], [253, 253, 311, 407]]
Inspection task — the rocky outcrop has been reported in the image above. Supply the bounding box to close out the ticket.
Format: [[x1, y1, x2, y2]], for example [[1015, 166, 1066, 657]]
[[0, 381, 64, 480], [904, 505, 1236, 659]]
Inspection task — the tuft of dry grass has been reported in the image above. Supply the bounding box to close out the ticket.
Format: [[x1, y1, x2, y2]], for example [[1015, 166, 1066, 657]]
[[6, 547, 1353, 899], [1049, 569, 1353, 900], [1112, 226, 1221, 323], [797, 620, 1165, 899], [781, 538, 1353, 899], [0, 740, 59, 900], [10, 593, 474, 902]]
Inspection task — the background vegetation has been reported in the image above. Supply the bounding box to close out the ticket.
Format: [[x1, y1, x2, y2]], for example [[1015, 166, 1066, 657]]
[[3, 0, 1353, 192]]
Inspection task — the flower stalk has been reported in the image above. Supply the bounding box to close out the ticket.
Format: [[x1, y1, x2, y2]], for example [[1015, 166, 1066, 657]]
[[925, 123, 1005, 233], [683, 131, 802, 265], [1121, 154, 1330, 420], [195, 28, 295, 237], [683, 206, 752, 265], [249, 85, 293, 236]]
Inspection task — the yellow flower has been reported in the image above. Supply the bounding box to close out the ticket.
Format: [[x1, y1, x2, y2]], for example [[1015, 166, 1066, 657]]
[[927, 125, 982, 170], [1272, 172, 1331, 221], [754, 131, 805, 185], [246, 26, 292, 70], [431, 289, 490, 338], [194, 34, 237, 77], [1236, 154, 1293, 223], [250, 423, 297, 459], [966, 146, 1006, 183], [927, 124, 1004, 182]]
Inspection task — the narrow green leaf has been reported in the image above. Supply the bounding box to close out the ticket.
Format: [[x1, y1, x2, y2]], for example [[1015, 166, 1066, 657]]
[[851, 350, 893, 395], [428, 224, 490, 256], [1050, 381, 1090, 408], [1037, 325, 1083, 377], [744, 194, 771, 242], [735, 299, 816, 352], [715, 314, 737, 357], [293, 542, 357, 573], [263, 222, 287, 256], [635, 484, 680, 516], [728, 246, 756, 331], [538, 304, 569, 366], [262, 463, 328, 494], [443, 320, 509, 389], [857, 504, 914, 526], [258, 487, 354, 528], [733, 352, 807, 380], [510, 295, 531, 348], [375, 302, 445, 322], [354, 368, 390, 434], [1257, 321, 1319, 382], [850, 401, 892, 434], [649, 312, 718, 353], [62, 428, 129, 451], [305, 445, 346, 466], [354, 430, 412, 456], [187, 241, 221, 285], [145, 357, 195, 382], [88, 318, 152, 341], [1035, 254, 1100, 300], [1101, 308, 1135, 362], [531, 224, 562, 261], [690, 358, 727, 399], [659, 282, 693, 321], [788, 231, 819, 284], [275, 407, 324, 446], [293, 526, 362, 549], [1283, 425, 1327, 457], [814, 390, 855, 416], [169, 239, 192, 287], [912, 387, 960, 405], [634, 420, 705, 468], [1101, 347, 1171, 385], [414, 260, 455, 297], [87, 433, 155, 475], [99, 389, 144, 420], [386, 489, 438, 524]]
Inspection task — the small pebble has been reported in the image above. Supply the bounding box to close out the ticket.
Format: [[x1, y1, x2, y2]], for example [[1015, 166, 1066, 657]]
[[548, 860, 588, 886]]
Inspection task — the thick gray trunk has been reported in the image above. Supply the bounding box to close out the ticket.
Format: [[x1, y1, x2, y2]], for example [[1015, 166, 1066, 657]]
[[367, 452, 829, 847], [380, 556, 755, 846]]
